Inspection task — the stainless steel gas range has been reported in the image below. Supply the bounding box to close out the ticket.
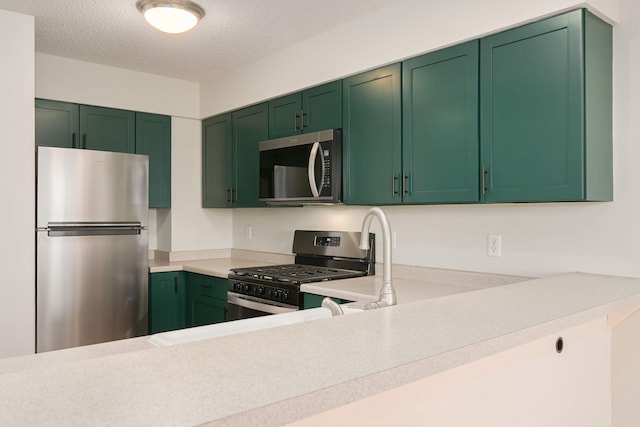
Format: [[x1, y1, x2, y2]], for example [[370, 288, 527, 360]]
[[227, 230, 375, 320]]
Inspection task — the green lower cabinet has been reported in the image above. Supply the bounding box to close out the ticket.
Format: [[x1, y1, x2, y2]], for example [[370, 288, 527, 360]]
[[136, 112, 171, 208], [185, 273, 228, 327], [149, 272, 186, 334], [302, 293, 352, 309], [480, 9, 612, 202], [187, 294, 227, 327], [342, 64, 403, 205]]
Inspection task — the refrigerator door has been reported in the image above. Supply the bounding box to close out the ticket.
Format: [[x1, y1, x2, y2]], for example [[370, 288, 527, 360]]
[[36, 228, 148, 352], [36, 146, 149, 352], [36, 147, 148, 228]]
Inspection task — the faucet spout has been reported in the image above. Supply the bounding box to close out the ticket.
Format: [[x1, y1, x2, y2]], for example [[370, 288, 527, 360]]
[[359, 207, 396, 308], [321, 297, 344, 316]]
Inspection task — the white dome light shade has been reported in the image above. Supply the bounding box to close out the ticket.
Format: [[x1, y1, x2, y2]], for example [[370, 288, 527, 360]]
[[136, 0, 205, 34]]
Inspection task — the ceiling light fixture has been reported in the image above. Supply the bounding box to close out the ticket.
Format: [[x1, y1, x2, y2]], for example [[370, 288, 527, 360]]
[[136, 0, 205, 34]]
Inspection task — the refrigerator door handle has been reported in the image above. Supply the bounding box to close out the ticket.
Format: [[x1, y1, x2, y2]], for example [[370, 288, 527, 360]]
[[46, 222, 144, 237]]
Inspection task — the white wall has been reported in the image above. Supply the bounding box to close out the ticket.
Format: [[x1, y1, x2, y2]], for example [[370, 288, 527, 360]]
[[200, 0, 640, 279], [0, 10, 35, 358], [36, 53, 200, 119]]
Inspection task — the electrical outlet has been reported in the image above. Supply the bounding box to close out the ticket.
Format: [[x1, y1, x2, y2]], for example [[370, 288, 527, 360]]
[[487, 234, 501, 257], [245, 225, 252, 240]]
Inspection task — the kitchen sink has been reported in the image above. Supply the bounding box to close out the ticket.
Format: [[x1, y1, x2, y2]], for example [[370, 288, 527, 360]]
[[148, 304, 361, 347]]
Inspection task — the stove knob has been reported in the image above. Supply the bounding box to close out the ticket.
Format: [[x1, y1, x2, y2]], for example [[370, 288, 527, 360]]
[[282, 290, 290, 300], [234, 283, 242, 292], [273, 289, 282, 300], [243, 283, 252, 293], [257, 286, 265, 296]]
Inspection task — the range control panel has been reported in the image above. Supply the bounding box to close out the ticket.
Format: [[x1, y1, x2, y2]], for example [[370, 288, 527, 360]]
[[228, 279, 299, 306], [314, 236, 340, 247]]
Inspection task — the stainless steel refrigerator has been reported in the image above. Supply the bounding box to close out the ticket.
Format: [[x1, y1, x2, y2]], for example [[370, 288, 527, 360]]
[[36, 147, 149, 353]]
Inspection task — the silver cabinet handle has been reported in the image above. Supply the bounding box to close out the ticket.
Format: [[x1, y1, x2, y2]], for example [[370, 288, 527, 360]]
[[308, 142, 324, 198], [402, 174, 408, 196], [300, 109, 306, 130], [294, 113, 299, 132]]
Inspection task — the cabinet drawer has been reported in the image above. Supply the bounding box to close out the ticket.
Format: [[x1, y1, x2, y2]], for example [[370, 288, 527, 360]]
[[186, 272, 227, 300]]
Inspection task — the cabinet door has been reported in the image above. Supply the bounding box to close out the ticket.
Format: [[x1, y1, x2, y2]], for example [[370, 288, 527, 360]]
[[302, 293, 351, 309], [232, 103, 268, 207], [269, 93, 302, 139], [35, 99, 79, 148], [480, 10, 584, 202], [149, 272, 186, 334], [185, 273, 228, 327], [136, 113, 171, 208], [186, 273, 228, 300], [403, 41, 479, 204], [202, 113, 233, 208], [343, 64, 402, 205], [79, 105, 136, 153], [302, 80, 342, 133], [187, 294, 227, 327]]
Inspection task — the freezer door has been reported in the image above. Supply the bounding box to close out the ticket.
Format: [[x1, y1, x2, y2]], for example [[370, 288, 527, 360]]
[[36, 229, 148, 352], [36, 147, 148, 227]]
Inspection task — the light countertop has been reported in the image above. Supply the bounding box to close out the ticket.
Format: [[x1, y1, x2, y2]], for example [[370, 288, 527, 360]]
[[148, 256, 519, 304], [1, 272, 640, 426]]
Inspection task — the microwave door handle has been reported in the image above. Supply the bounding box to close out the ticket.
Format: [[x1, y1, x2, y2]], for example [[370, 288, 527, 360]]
[[308, 142, 324, 198]]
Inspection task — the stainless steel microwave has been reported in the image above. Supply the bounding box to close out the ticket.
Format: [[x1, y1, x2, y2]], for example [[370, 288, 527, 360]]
[[259, 129, 342, 205]]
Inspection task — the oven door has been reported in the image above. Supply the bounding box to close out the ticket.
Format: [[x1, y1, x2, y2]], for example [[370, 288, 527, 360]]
[[227, 292, 298, 321]]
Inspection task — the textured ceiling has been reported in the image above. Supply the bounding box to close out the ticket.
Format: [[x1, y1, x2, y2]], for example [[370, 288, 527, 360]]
[[0, 0, 398, 82]]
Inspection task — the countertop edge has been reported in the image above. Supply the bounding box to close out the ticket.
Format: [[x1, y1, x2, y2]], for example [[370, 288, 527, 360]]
[[211, 288, 640, 427]]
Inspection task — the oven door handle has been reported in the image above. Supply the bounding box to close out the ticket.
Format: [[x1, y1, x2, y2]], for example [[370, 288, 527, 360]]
[[227, 293, 297, 315], [307, 142, 325, 198]]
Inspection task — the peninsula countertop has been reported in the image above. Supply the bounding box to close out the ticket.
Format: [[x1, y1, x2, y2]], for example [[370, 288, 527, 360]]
[[2, 272, 640, 426], [148, 256, 520, 304]]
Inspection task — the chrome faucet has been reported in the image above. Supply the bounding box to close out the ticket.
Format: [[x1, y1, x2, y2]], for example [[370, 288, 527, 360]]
[[359, 207, 397, 309]]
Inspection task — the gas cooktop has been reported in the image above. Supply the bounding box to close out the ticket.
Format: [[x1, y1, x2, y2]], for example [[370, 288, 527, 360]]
[[229, 263, 367, 285], [227, 230, 375, 309]]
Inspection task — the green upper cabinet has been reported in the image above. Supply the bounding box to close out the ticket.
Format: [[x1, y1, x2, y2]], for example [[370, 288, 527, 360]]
[[480, 9, 612, 202], [149, 272, 186, 334], [342, 64, 402, 205], [36, 99, 171, 208], [202, 113, 233, 208], [79, 105, 136, 153], [269, 93, 301, 138], [136, 113, 171, 208], [402, 41, 480, 204], [268, 80, 342, 138], [35, 99, 80, 148], [232, 103, 268, 207]]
